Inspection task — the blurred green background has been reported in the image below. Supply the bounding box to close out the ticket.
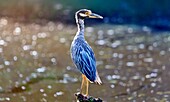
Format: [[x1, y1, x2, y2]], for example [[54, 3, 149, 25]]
[[0, 0, 170, 29]]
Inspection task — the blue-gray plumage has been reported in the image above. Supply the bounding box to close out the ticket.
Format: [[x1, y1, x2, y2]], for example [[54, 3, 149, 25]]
[[70, 9, 102, 94], [71, 32, 96, 81]]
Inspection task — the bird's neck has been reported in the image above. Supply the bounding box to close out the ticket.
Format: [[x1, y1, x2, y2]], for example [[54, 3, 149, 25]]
[[76, 19, 85, 38]]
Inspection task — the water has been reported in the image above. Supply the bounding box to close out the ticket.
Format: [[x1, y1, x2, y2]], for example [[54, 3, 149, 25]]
[[0, 18, 170, 102]]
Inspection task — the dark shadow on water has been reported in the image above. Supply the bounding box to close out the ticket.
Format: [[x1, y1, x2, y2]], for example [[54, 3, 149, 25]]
[[0, 72, 56, 94], [112, 84, 149, 97]]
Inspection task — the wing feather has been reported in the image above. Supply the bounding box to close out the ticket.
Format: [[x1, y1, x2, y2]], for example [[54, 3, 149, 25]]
[[71, 42, 96, 82]]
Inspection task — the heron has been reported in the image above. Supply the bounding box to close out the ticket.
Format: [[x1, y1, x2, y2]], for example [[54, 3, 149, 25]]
[[70, 9, 103, 96]]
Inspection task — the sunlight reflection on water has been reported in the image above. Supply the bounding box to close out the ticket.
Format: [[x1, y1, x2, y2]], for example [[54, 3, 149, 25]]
[[0, 18, 170, 101]]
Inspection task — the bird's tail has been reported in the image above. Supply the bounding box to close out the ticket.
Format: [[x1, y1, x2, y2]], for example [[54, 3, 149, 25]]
[[94, 71, 102, 85]]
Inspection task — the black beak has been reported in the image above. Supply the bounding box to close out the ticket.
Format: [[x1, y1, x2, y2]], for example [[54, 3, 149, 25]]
[[88, 13, 103, 19]]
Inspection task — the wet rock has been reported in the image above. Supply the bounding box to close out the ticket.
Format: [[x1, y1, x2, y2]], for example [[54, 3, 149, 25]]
[[75, 93, 103, 102]]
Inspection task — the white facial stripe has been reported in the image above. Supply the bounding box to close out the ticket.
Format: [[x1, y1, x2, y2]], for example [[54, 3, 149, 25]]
[[79, 13, 87, 17]]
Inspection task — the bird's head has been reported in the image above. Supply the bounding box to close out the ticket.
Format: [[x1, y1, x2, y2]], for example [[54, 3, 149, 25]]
[[75, 9, 103, 20]]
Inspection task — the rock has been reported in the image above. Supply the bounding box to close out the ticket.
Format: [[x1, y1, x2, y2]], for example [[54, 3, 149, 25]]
[[75, 93, 103, 102]]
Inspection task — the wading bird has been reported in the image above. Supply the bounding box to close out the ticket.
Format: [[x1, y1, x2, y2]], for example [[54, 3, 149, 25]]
[[70, 9, 103, 96]]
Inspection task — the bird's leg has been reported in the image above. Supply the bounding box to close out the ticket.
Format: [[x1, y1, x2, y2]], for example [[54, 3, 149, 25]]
[[80, 74, 85, 94], [80, 74, 89, 96], [85, 79, 89, 96], [80, 74, 90, 96]]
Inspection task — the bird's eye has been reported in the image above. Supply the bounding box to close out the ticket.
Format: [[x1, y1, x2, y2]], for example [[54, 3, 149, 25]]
[[85, 11, 91, 16]]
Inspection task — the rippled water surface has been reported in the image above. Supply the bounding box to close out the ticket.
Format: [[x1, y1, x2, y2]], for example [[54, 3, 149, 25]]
[[0, 18, 170, 102]]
